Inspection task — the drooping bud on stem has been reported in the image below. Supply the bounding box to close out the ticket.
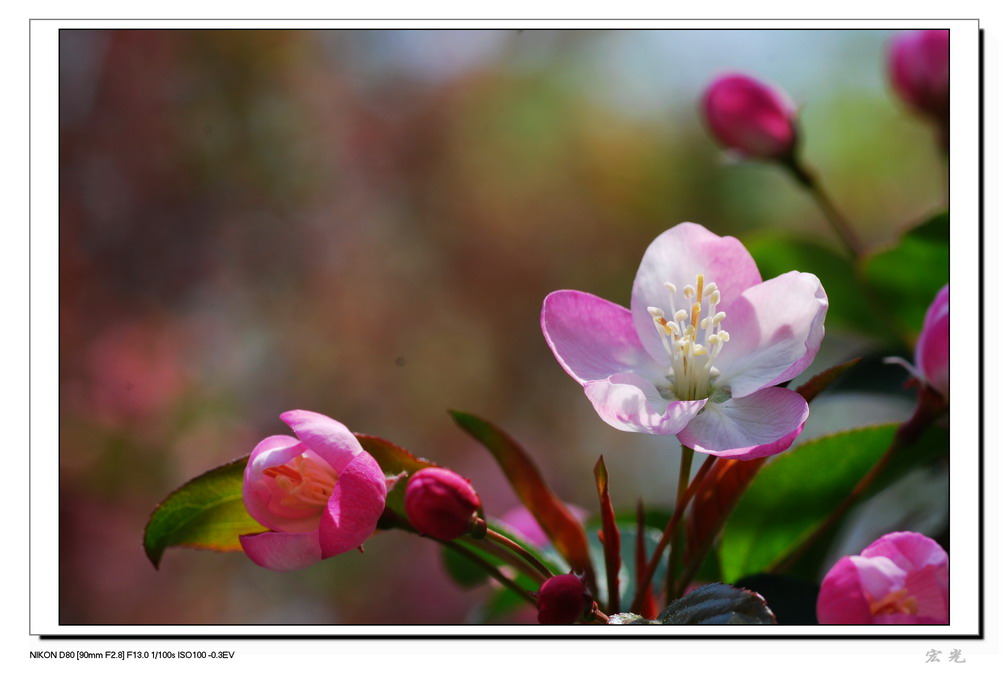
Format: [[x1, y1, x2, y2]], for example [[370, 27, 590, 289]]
[[536, 573, 593, 624], [404, 467, 481, 540]]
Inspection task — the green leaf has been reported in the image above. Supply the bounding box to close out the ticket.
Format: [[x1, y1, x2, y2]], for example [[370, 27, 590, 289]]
[[744, 231, 878, 336], [718, 423, 946, 582], [657, 583, 776, 625], [450, 410, 596, 591], [143, 456, 264, 568], [861, 211, 949, 344], [594, 456, 621, 614]]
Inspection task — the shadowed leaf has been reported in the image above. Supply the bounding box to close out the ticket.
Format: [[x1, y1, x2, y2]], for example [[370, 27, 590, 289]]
[[658, 583, 776, 624], [861, 211, 949, 345], [795, 358, 861, 402]]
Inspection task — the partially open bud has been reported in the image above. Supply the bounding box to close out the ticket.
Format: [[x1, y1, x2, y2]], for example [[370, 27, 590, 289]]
[[536, 573, 592, 624], [701, 73, 797, 160], [888, 30, 949, 124], [404, 467, 481, 540]]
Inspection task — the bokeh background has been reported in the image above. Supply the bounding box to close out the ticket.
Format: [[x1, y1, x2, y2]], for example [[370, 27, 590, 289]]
[[59, 29, 948, 624]]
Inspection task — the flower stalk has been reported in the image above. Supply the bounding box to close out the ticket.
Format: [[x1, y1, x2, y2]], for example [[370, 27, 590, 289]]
[[782, 157, 866, 260]]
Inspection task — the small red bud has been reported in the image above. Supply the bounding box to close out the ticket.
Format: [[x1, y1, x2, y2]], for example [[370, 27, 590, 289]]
[[404, 467, 481, 540], [701, 73, 797, 160], [536, 573, 592, 624]]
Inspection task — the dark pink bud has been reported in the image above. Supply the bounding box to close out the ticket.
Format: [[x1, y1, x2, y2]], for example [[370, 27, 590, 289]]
[[404, 467, 480, 540], [701, 73, 797, 160], [888, 30, 949, 122], [536, 573, 592, 624]]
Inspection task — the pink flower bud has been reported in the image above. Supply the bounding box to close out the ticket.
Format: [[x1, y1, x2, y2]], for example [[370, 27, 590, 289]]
[[888, 30, 949, 122], [537, 573, 592, 624], [404, 467, 481, 540], [701, 73, 797, 160]]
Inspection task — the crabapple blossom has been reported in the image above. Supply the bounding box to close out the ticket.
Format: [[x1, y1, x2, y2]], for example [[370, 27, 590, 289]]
[[240, 410, 387, 571], [542, 222, 827, 459]]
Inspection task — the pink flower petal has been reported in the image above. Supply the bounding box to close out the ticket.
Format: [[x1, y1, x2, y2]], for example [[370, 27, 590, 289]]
[[630, 223, 763, 365], [817, 557, 874, 624], [915, 284, 949, 398], [583, 372, 705, 435], [280, 410, 364, 475], [676, 386, 808, 459], [318, 451, 388, 558], [541, 290, 662, 385], [243, 434, 314, 532], [239, 531, 322, 572], [713, 271, 828, 398]]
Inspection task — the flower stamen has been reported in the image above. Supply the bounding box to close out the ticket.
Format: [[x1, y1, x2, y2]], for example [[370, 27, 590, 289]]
[[264, 453, 339, 510], [648, 272, 731, 400]]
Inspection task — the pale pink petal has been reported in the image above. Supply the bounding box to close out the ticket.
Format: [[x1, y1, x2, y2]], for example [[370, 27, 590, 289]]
[[817, 557, 873, 624], [583, 372, 705, 435], [280, 409, 364, 475], [915, 285, 949, 398], [318, 451, 388, 558], [630, 223, 762, 365], [676, 386, 807, 459], [239, 531, 322, 572], [243, 434, 314, 532], [541, 290, 663, 385], [850, 555, 907, 602], [713, 272, 828, 398]]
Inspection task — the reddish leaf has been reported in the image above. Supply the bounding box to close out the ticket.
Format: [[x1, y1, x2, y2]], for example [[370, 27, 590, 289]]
[[795, 358, 861, 402], [594, 456, 621, 614], [451, 410, 596, 592]]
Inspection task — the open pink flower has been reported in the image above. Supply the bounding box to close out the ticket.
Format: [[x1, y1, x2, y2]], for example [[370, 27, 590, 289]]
[[817, 531, 949, 624], [542, 222, 827, 460], [701, 73, 797, 160], [240, 410, 387, 571], [888, 30, 950, 123]]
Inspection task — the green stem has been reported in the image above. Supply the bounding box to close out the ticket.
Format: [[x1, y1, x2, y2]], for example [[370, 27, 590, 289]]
[[441, 540, 538, 607], [769, 385, 947, 574], [783, 157, 865, 260], [665, 446, 694, 602], [629, 452, 716, 613], [485, 527, 554, 579]]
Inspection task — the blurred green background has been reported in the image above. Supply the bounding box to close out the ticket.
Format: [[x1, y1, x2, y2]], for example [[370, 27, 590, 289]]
[[59, 29, 947, 624]]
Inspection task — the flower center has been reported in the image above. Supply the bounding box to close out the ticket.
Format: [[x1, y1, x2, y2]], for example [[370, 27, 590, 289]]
[[869, 588, 919, 617], [263, 453, 339, 513], [647, 272, 730, 400]]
